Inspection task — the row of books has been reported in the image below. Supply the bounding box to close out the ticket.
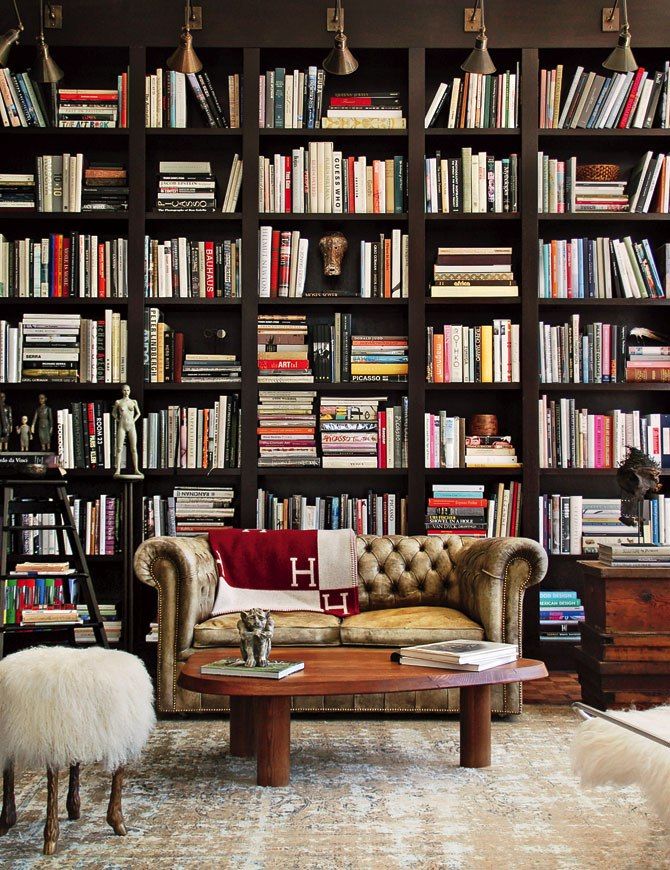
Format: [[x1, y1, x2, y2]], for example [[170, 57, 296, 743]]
[[598, 543, 670, 567], [537, 237, 667, 300], [145, 68, 240, 128], [425, 482, 522, 537], [539, 398, 670, 470], [423, 151, 518, 214], [37, 157, 127, 213], [258, 66, 325, 129], [143, 487, 235, 538], [429, 245, 518, 299], [7, 496, 121, 556], [258, 228, 309, 298], [144, 236, 241, 299], [76, 604, 121, 645], [540, 64, 670, 130], [359, 232, 409, 298], [56, 401, 125, 470], [141, 396, 241, 470], [539, 589, 584, 642], [256, 489, 408, 535], [538, 494, 670, 554], [2, 568, 74, 626], [425, 69, 520, 129], [538, 317, 629, 384], [1, 311, 127, 383], [424, 421, 519, 470], [426, 321, 520, 384], [258, 146, 407, 214], [154, 158, 242, 214], [0, 233, 128, 299]]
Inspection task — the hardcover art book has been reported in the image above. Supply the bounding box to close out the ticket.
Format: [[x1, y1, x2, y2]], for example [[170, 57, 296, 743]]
[[199, 658, 305, 679]]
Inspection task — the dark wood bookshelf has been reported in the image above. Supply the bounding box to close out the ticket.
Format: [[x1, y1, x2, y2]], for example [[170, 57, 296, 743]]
[[1, 3, 669, 665]]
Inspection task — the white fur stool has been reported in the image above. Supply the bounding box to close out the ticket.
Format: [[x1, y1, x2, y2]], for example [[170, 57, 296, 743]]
[[0, 646, 155, 855]]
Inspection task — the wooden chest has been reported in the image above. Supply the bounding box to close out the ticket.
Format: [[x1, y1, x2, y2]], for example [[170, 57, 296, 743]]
[[576, 561, 670, 709]]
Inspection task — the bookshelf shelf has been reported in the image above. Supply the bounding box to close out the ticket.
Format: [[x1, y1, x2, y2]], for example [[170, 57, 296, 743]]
[[540, 383, 670, 391], [538, 129, 670, 138], [143, 382, 242, 391], [425, 213, 520, 221], [257, 468, 408, 477], [425, 128, 520, 137], [144, 212, 242, 221], [258, 213, 409, 222], [145, 128, 242, 137], [425, 383, 521, 391], [143, 468, 242, 477], [256, 382, 409, 392], [425, 298, 521, 306], [539, 213, 670, 222], [0, 128, 130, 137], [538, 299, 670, 307], [425, 468, 523, 477], [0, 212, 129, 221], [258, 128, 408, 138], [540, 468, 670, 477], [259, 297, 408, 306], [5, 383, 125, 392], [0, 298, 129, 308], [145, 299, 242, 308]]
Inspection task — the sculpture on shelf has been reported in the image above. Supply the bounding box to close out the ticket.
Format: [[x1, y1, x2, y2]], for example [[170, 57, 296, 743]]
[[112, 385, 143, 479], [617, 447, 662, 543], [31, 393, 53, 451], [319, 231, 348, 276], [0, 393, 12, 451], [237, 609, 275, 668], [16, 417, 31, 452]]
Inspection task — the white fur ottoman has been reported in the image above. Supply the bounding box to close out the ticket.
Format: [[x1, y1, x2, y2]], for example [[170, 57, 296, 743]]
[[571, 705, 670, 827], [0, 646, 155, 855]]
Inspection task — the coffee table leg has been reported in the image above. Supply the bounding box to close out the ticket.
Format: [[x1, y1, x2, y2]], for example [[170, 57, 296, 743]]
[[229, 697, 256, 758], [254, 696, 291, 787], [459, 684, 492, 768]]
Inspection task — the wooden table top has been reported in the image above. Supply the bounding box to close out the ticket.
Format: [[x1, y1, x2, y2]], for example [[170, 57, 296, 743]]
[[178, 647, 548, 697]]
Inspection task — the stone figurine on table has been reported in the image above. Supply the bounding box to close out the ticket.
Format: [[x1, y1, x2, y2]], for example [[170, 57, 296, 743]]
[[238, 609, 275, 667], [16, 417, 31, 451], [0, 393, 12, 451], [31, 393, 53, 451], [112, 385, 143, 479]]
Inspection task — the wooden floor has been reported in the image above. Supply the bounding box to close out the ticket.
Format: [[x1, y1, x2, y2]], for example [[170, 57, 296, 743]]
[[524, 671, 581, 705]]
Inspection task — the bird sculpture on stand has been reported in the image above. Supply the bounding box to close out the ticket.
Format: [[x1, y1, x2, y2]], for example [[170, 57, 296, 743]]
[[616, 447, 662, 544]]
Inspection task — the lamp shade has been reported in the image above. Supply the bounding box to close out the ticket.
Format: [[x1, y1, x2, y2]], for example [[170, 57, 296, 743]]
[[0, 26, 21, 67], [32, 36, 63, 83], [602, 31, 638, 73], [323, 31, 358, 76], [461, 31, 496, 75], [167, 28, 202, 74]]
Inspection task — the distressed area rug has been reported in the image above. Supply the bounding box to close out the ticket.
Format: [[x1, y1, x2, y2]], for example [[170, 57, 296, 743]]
[[1, 706, 669, 870]]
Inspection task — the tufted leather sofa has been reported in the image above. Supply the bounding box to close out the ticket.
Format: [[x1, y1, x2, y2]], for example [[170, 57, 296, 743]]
[[134, 533, 547, 716]]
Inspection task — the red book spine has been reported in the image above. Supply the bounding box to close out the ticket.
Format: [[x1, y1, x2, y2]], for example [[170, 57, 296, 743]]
[[330, 97, 375, 106], [204, 241, 215, 298], [173, 332, 184, 382], [97, 242, 106, 298], [428, 498, 488, 507], [61, 236, 71, 298], [618, 68, 646, 128], [270, 229, 280, 297], [284, 155, 292, 213], [86, 402, 97, 467], [278, 231, 291, 294], [54, 235, 62, 298], [347, 156, 355, 214], [377, 410, 387, 468], [258, 359, 310, 370], [121, 72, 127, 128]]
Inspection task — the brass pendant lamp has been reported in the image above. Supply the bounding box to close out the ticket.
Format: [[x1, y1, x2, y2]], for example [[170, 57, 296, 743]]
[[461, 0, 496, 75], [32, 0, 63, 83], [167, 0, 203, 75], [0, 0, 24, 68], [323, 0, 358, 76], [602, 0, 638, 73]]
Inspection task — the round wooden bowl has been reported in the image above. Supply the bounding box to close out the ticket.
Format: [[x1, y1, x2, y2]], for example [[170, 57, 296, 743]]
[[576, 164, 620, 182], [469, 414, 499, 436]]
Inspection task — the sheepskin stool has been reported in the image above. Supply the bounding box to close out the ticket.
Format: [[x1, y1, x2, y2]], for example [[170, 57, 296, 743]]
[[0, 645, 155, 855]]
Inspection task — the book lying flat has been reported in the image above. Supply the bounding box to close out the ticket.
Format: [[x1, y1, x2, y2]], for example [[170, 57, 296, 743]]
[[398, 639, 517, 664], [200, 658, 305, 679], [396, 652, 518, 672]]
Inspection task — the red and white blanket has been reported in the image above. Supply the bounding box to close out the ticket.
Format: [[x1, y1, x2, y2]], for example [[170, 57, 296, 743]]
[[210, 528, 359, 617]]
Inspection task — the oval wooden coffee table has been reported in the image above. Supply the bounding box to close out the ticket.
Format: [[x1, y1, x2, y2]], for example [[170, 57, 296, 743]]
[[179, 647, 547, 787]]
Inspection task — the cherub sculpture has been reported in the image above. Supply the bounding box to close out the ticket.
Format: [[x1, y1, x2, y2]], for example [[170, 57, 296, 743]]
[[237, 609, 275, 668]]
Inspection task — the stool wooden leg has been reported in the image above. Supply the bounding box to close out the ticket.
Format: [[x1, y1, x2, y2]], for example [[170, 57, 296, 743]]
[[0, 763, 17, 835], [106, 766, 126, 836], [66, 763, 81, 820], [43, 767, 59, 856]]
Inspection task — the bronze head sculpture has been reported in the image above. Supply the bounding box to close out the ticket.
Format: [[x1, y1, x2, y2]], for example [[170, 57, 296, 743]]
[[616, 447, 662, 534], [319, 231, 348, 277]]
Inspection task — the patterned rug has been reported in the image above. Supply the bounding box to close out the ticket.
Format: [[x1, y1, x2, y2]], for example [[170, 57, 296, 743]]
[[2, 706, 668, 869]]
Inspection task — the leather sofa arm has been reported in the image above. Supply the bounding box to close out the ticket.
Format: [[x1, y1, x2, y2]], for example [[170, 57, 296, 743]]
[[452, 537, 547, 650]]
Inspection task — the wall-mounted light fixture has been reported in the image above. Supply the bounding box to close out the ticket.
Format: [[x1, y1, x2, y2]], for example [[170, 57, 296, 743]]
[[323, 0, 358, 76], [32, 0, 63, 83], [0, 0, 24, 68], [167, 0, 203, 75], [461, 0, 496, 75], [602, 0, 637, 72]]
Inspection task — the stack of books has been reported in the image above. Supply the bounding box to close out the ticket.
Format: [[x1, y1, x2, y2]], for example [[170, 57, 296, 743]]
[[257, 390, 318, 467], [181, 353, 241, 384], [350, 335, 408, 381], [0, 172, 35, 209], [258, 314, 313, 383], [321, 91, 405, 130], [360, 231, 408, 298], [539, 495, 645, 555], [55, 401, 121, 470], [464, 434, 520, 469], [430, 246, 518, 299], [537, 153, 629, 213], [143, 487, 236, 537], [426, 320, 520, 383], [258, 226, 309, 298], [426, 482, 522, 537], [537, 236, 665, 299], [539, 590, 584, 642], [75, 603, 121, 644], [144, 235, 241, 299], [145, 67, 237, 128], [257, 488, 408, 534], [540, 64, 670, 130], [395, 640, 518, 671], [424, 69, 520, 129], [58, 85, 125, 129], [573, 177, 629, 214], [0, 69, 48, 127], [258, 145, 406, 214], [20, 312, 80, 382], [627, 341, 670, 383], [21, 608, 81, 627], [539, 316, 628, 384], [156, 161, 216, 213], [598, 543, 670, 567], [259, 66, 325, 128], [424, 150, 518, 214], [145, 622, 159, 643], [1, 562, 75, 626], [82, 163, 128, 212], [142, 396, 241, 470], [320, 395, 408, 469]]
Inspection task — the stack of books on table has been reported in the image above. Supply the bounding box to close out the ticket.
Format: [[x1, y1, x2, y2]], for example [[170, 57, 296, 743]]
[[200, 658, 305, 679], [258, 226, 309, 298], [75, 604, 121, 644], [259, 65, 324, 128], [626, 339, 670, 383], [0, 172, 35, 209], [426, 482, 522, 537], [424, 69, 520, 129], [395, 640, 518, 671], [598, 543, 670, 567], [350, 335, 408, 382], [539, 589, 584, 642], [320, 395, 408, 469], [143, 486, 235, 537], [321, 91, 405, 130], [156, 161, 216, 213], [258, 314, 313, 383], [430, 246, 518, 299], [257, 390, 318, 467], [144, 235, 241, 299], [181, 353, 241, 384], [424, 150, 518, 214], [58, 85, 126, 129]]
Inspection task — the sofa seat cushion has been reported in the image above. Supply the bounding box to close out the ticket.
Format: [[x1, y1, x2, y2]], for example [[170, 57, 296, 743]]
[[193, 611, 342, 648], [340, 605, 484, 647]]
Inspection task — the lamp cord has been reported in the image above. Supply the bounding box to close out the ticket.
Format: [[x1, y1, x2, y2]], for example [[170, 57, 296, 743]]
[[12, 0, 23, 29]]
